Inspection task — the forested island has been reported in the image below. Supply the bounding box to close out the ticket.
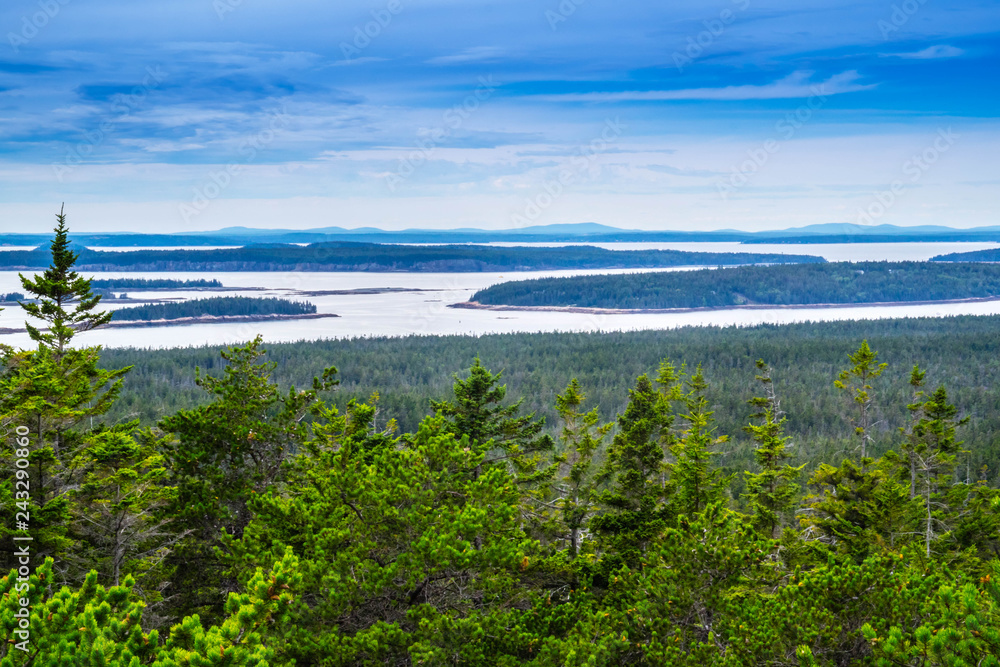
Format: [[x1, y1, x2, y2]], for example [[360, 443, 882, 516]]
[[932, 247, 1000, 262], [0, 241, 823, 272], [469, 261, 1000, 310], [1, 219, 998, 665], [110, 295, 317, 322], [90, 277, 224, 289]]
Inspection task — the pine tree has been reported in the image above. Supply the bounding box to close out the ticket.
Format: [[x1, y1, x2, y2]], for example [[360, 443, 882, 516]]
[[835, 340, 887, 463], [592, 373, 675, 564], [431, 357, 553, 480], [19, 205, 111, 356], [742, 360, 803, 538], [0, 214, 128, 582], [552, 378, 612, 556], [159, 335, 336, 620], [908, 384, 968, 556], [672, 366, 730, 517]]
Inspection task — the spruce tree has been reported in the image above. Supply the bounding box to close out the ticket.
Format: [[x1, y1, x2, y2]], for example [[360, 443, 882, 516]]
[[743, 360, 803, 538], [835, 340, 887, 462], [0, 212, 128, 581], [552, 378, 612, 556], [19, 205, 111, 356], [672, 366, 730, 517], [592, 373, 674, 564]]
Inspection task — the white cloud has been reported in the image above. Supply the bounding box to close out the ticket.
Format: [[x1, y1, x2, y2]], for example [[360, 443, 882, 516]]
[[426, 46, 505, 65], [881, 45, 965, 59], [532, 71, 875, 102]]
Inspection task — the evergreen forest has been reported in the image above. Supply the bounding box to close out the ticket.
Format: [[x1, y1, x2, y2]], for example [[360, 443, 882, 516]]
[[1, 218, 999, 666], [471, 261, 1000, 309]]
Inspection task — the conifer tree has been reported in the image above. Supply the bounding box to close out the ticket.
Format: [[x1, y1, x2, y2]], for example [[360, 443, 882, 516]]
[[158, 335, 336, 620], [0, 211, 128, 581], [672, 366, 730, 516], [19, 205, 111, 357], [835, 340, 887, 462], [552, 378, 612, 556], [592, 373, 674, 564], [431, 357, 553, 481], [743, 360, 803, 538]]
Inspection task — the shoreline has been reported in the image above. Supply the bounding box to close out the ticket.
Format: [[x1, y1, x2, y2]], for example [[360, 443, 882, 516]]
[[450, 295, 1000, 315], [0, 312, 339, 334]]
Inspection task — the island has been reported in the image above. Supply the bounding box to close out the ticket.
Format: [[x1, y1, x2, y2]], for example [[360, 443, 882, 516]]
[[0, 242, 824, 272], [463, 261, 1000, 311]]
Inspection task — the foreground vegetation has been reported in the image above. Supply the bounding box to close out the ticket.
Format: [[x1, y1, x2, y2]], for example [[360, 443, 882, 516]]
[[472, 261, 1000, 309], [0, 216, 998, 666], [0, 242, 823, 272], [110, 296, 317, 322]]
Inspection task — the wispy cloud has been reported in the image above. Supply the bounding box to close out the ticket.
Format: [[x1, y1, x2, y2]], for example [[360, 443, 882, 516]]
[[426, 46, 505, 65], [880, 45, 965, 59], [532, 71, 875, 102]]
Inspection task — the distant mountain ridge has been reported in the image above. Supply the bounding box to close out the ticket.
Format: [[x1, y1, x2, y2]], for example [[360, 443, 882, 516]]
[[2, 222, 999, 248]]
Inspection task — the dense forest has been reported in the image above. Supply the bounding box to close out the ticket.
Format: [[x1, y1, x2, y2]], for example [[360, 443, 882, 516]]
[[97, 315, 1000, 489], [1, 220, 998, 666], [0, 242, 823, 273], [933, 248, 1000, 262], [110, 296, 317, 322], [471, 261, 1000, 309], [90, 278, 224, 289]]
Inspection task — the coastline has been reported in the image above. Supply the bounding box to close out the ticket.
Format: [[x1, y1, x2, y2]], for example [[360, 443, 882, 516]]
[[450, 295, 1000, 315]]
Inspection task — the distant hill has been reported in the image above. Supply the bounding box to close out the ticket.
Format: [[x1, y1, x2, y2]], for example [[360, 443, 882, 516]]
[[3, 222, 999, 248], [0, 242, 824, 273]]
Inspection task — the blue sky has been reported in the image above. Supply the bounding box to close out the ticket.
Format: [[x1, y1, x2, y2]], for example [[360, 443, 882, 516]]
[[0, 0, 997, 232]]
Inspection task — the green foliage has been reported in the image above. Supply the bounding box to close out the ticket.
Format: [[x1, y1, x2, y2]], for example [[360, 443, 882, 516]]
[[835, 339, 888, 461], [18, 207, 112, 354], [472, 261, 1000, 309], [111, 296, 315, 322], [0, 552, 300, 667], [90, 278, 223, 289], [743, 360, 804, 538], [551, 379, 612, 555], [864, 562, 1000, 667], [158, 335, 335, 621], [230, 414, 540, 666], [591, 370, 676, 565], [673, 366, 731, 517], [0, 242, 823, 273], [1, 226, 998, 664]]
